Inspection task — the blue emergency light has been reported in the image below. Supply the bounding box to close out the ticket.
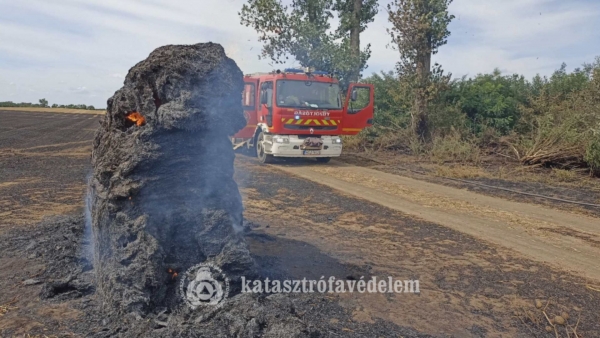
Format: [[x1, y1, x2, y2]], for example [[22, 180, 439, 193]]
[[284, 68, 304, 73], [283, 68, 329, 75]]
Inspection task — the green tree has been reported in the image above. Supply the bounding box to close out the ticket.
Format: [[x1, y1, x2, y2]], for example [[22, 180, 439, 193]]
[[362, 71, 411, 128], [443, 69, 529, 135], [387, 0, 454, 140], [333, 0, 378, 82], [39, 98, 49, 107], [239, 0, 378, 87]]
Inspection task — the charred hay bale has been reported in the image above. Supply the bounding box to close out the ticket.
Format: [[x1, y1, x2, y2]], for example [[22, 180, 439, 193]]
[[90, 43, 253, 315]]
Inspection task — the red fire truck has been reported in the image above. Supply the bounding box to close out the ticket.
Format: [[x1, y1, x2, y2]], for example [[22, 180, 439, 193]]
[[232, 68, 374, 163]]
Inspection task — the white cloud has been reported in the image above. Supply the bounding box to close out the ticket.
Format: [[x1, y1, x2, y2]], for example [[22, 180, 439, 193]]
[[0, 0, 598, 107], [365, 0, 600, 78]]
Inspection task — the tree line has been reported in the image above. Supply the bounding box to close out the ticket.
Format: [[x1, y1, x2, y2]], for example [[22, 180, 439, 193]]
[[239, 0, 600, 174], [0, 99, 97, 110]]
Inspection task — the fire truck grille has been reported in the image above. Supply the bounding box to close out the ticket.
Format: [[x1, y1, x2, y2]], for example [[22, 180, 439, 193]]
[[283, 125, 337, 131]]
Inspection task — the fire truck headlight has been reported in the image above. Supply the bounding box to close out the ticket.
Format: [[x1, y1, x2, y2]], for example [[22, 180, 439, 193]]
[[332, 137, 342, 144], [274, 136, 289, 144]]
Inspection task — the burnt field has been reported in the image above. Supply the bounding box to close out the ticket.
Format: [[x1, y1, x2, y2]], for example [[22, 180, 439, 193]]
[[0, 110, 100, 231], [1, 110, 599, 337]]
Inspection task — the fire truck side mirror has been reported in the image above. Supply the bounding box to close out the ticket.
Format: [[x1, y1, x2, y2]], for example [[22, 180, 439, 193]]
[[350, 89, 358, 102], [260, 91, 268, 104]]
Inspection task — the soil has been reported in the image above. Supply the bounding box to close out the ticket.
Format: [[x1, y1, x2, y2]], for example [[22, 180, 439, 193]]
[[1, 110, 599, 337]]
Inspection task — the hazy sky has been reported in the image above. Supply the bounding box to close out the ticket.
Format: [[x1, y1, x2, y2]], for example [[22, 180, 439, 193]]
[[1, 0, 598, 108]]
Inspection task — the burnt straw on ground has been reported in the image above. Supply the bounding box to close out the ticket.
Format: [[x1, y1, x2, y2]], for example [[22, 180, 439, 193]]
[[0, 214, 432, 338]]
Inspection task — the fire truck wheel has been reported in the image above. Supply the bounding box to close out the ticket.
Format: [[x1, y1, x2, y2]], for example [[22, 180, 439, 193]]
[[256, 132, 274, 164], [316, 157, 331, 163]]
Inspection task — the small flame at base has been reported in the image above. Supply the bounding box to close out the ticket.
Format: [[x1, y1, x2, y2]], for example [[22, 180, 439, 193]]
[[126, 112, 146, 126]]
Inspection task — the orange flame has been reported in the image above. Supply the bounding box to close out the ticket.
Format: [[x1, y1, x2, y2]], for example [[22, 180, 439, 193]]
[[167, 268, 178, 279], [126, 112, 146, 126]]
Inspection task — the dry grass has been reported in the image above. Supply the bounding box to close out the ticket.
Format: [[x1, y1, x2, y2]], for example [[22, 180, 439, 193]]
[[434, 165, 488, 179], [0, 297, 18, 317], [342, 128, 414, 153], [429, 132, 481, 164], [514, 298, 582, 338], [551, 168, 579, 183], [0, 107, 104, 115]]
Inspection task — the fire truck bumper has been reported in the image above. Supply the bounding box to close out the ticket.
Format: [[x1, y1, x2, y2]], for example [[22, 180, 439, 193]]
[[268, 135, 343, 158]]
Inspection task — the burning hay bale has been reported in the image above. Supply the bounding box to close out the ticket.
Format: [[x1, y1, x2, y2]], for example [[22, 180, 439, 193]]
[[89, 43, 254, 315]]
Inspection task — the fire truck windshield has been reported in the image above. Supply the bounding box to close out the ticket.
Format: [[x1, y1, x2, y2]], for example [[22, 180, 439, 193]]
[[276, 80, 341, 109]]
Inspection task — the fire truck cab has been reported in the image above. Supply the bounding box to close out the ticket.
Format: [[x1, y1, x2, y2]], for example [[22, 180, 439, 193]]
[[232, 68, 374, 163]]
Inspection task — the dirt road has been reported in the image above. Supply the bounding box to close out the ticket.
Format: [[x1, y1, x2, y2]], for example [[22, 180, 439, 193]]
[[1, 110, 599, 337], [273, 161, 600, 282]]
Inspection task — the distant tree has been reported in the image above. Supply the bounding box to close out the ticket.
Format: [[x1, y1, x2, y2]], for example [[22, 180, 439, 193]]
[[333, 0, 378, 82], [39, 98, 49, 107], [51, 104, 58, 108], [86, 105, 95, 110], [387, 0, 454, 140], [239, 0, 378, 87]]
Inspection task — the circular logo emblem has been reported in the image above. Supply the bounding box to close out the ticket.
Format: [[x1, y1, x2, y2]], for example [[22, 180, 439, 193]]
[[180, 262, 230, 309], [309, 128, 314, 134]]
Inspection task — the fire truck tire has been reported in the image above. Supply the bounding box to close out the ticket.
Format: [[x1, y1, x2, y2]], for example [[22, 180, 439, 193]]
[[256, 132, 274, 164], [316, 157, 331, 163]]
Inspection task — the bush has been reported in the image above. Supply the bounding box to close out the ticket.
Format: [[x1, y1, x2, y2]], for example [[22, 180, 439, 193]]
[[509, 114, 589, 168], [429, 130, 481, 164], [355, 56, 600, 174], [440, 69, 529, 135], [585, 132, 600, 173]]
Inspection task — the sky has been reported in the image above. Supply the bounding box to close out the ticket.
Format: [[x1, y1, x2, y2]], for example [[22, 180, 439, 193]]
[[1, 0, 598, 108]]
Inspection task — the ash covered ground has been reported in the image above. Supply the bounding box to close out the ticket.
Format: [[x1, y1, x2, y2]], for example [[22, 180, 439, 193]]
[[0, 213, 431, 337], [2, 114, 600, 336]]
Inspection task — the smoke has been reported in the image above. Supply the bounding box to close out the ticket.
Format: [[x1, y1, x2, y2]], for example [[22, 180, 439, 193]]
[[82, 171, 95, 261]]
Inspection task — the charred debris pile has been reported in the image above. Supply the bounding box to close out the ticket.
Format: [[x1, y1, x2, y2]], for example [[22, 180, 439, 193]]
[[90, 42, 254, 315], [87, 43, 321, 336]]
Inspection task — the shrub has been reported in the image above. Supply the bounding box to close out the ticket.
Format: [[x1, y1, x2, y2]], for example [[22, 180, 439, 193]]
[[429, 130, 480, 164], [585, 132, 600, 173]]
